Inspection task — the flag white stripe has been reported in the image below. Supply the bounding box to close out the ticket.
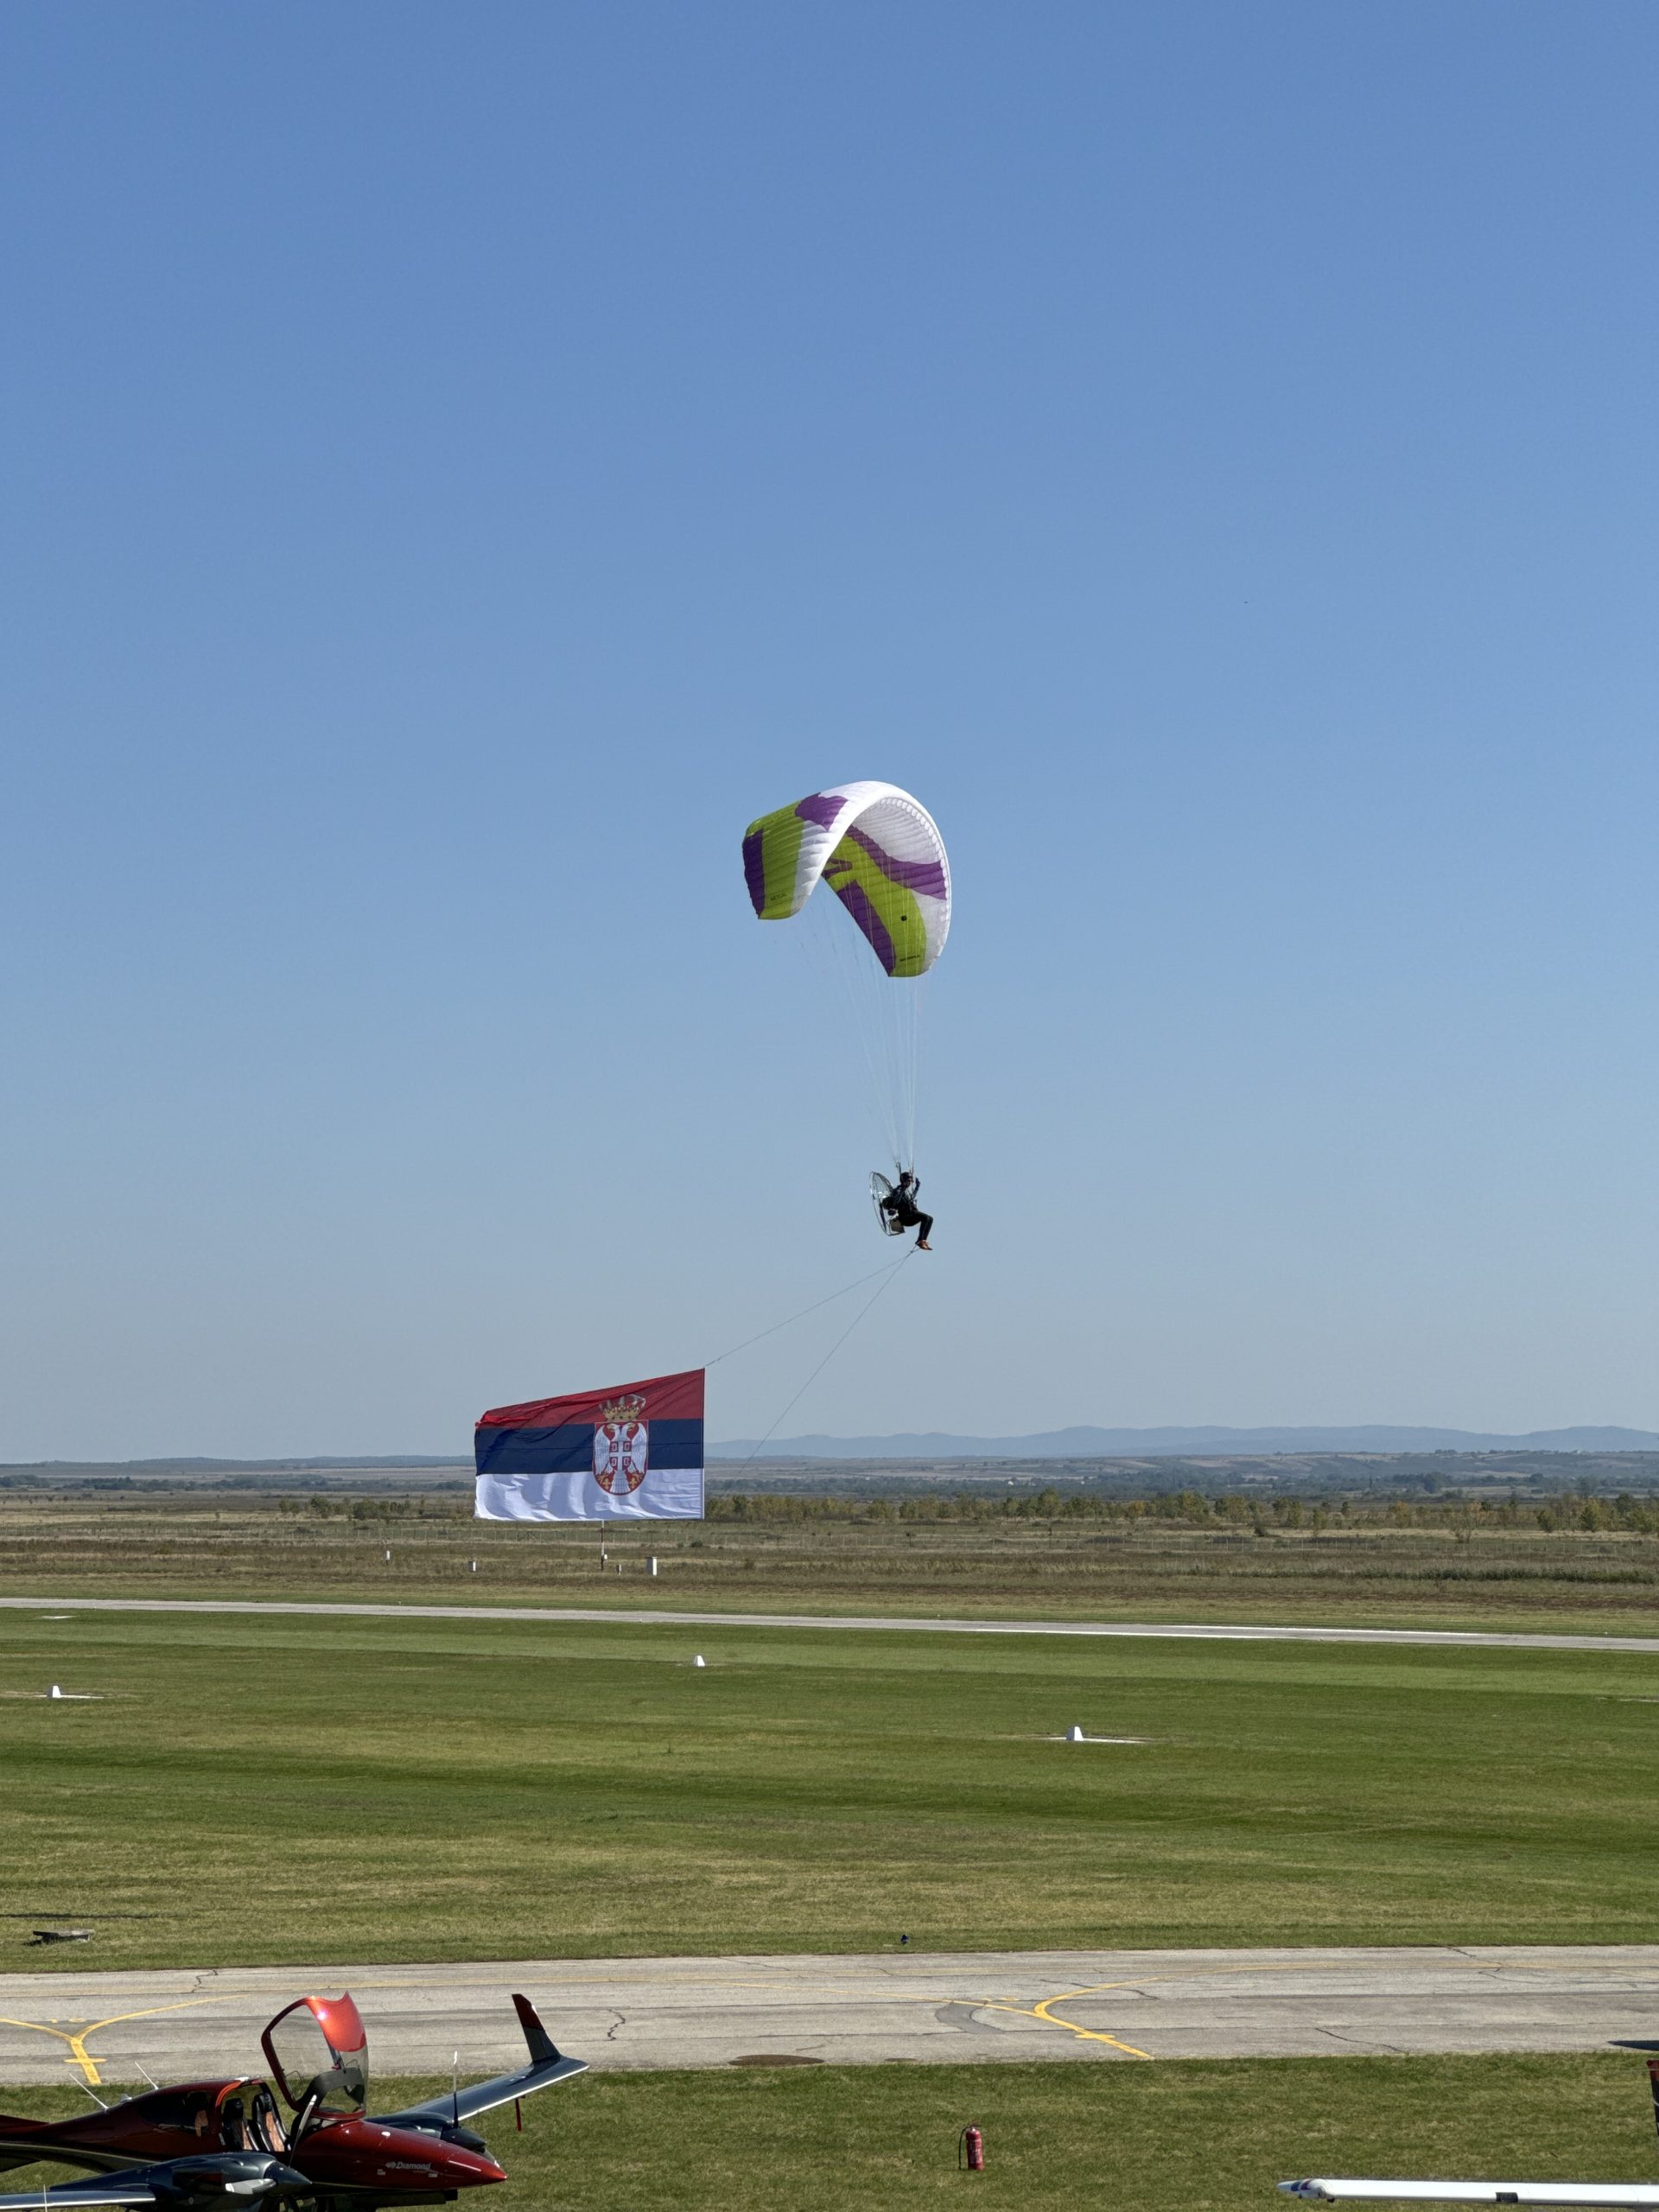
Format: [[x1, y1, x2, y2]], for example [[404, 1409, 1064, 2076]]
[[474, 1469, 705, 1522]]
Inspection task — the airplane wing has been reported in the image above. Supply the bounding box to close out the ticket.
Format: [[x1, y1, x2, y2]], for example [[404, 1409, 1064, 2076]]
[[0, 2186, 160, 2210], [375, 1996, 588, 2131], [0, 2146, 140, 2179], [1282, 2185, 1659, 2207]]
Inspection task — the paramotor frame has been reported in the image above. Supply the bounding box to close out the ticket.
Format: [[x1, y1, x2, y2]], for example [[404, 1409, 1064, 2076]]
[[870, 1171, 906, 1236]]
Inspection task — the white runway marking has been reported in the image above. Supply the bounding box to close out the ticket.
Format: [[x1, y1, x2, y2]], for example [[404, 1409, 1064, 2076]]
[[1, 1595, 1656, 1653]]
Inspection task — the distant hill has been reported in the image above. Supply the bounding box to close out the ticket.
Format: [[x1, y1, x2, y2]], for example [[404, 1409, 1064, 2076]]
[[10, 1429, 1659, 1483], [709, 1424, 1659, 1459]]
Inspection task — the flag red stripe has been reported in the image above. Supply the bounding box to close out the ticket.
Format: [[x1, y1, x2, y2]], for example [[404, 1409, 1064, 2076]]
[[476, 1366, 704, 1430]]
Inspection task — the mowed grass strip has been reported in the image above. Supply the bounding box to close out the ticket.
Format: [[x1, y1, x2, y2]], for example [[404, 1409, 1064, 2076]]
[[3, 1611, 1658, 1967], [10, 1491, 1659, 1634], [3, 2056, 1656, 2212]]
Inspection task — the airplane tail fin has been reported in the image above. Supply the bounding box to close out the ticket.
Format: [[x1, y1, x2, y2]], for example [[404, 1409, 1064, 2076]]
[[512, 1995, 563, 2067], [375, 1998, 585, 2133]]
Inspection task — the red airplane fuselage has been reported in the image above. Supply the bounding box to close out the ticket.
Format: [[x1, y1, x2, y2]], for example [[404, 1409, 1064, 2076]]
[[293, 2113, 507, 2200], [0, 2082, 507, 2204]]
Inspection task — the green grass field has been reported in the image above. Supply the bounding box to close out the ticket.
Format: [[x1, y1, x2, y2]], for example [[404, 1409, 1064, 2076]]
[[3, 2056, 1657, 2212], [8, 1493, 1659, 1634], [3, 1607, 1658, 1969]]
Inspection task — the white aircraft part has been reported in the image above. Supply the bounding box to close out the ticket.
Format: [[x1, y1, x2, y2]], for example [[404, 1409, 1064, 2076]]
[[1281, 2186, 1659, 2208]]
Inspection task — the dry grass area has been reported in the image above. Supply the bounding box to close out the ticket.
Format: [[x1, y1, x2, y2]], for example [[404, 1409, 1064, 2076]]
[[4, 1490, 1659, 1632]]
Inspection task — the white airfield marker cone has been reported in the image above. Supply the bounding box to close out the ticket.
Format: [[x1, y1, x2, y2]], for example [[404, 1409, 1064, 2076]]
[[49, 1685, 63, 1700], [694, 1655, 706, 1669], [1066, 1725, 1084, 1742]]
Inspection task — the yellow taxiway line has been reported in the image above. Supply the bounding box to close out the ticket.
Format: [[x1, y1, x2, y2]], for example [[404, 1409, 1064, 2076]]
[[0, 1994, 256, 2088]]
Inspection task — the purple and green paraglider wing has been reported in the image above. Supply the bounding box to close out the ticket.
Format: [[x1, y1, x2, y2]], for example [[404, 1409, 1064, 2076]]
[[741, 781, 950, 978]]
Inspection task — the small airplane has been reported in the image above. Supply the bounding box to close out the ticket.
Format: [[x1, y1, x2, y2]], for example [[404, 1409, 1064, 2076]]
[[1281, 2057, 1659, 2212], [0, 1990, 585, 2211]]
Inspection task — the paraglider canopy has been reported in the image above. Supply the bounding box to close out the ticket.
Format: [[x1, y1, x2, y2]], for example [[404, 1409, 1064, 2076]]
[[743, 780, 950, 1176], [742, 781, 950, 978]]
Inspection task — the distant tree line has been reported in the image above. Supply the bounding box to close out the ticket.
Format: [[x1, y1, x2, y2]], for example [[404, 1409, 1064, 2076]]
[[704, 1488, 1659, 1535], [283, 1494, 470, 1522]]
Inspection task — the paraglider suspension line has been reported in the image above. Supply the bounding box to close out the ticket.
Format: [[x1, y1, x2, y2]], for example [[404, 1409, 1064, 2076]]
[[735, 1250, 916, 1469], [706, 1255, 912, 1369]]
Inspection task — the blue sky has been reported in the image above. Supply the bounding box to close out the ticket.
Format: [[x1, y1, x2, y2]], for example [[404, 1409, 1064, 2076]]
[[3, 1, 1656, 1459]]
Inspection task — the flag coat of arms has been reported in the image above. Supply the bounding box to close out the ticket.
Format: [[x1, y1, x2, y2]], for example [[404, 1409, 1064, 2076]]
[[474, 1368, 705, 1522]]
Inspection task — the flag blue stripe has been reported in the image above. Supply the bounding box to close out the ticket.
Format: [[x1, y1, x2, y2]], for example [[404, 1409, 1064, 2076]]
[[475, 1417, 704, 1476]]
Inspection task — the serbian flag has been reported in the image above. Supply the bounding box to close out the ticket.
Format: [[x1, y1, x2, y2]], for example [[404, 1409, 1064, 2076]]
[[474, 1368, 705, 1522]]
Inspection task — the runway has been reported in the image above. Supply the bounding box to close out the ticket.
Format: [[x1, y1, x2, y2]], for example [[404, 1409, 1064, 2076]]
[[2, 1595, 1656, 1654], [3, 1946, 1657, 2086]]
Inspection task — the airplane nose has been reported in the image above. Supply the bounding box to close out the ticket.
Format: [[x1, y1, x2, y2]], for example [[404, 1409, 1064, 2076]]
[[454, 2151, 508, 2186]]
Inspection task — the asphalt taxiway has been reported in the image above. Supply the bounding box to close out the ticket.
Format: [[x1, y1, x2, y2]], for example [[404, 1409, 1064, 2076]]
[[2, 1945, 1657, 2085]]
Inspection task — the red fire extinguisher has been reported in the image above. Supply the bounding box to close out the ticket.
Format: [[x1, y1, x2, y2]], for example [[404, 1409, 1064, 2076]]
[[958, 2126, 985, 2171]]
